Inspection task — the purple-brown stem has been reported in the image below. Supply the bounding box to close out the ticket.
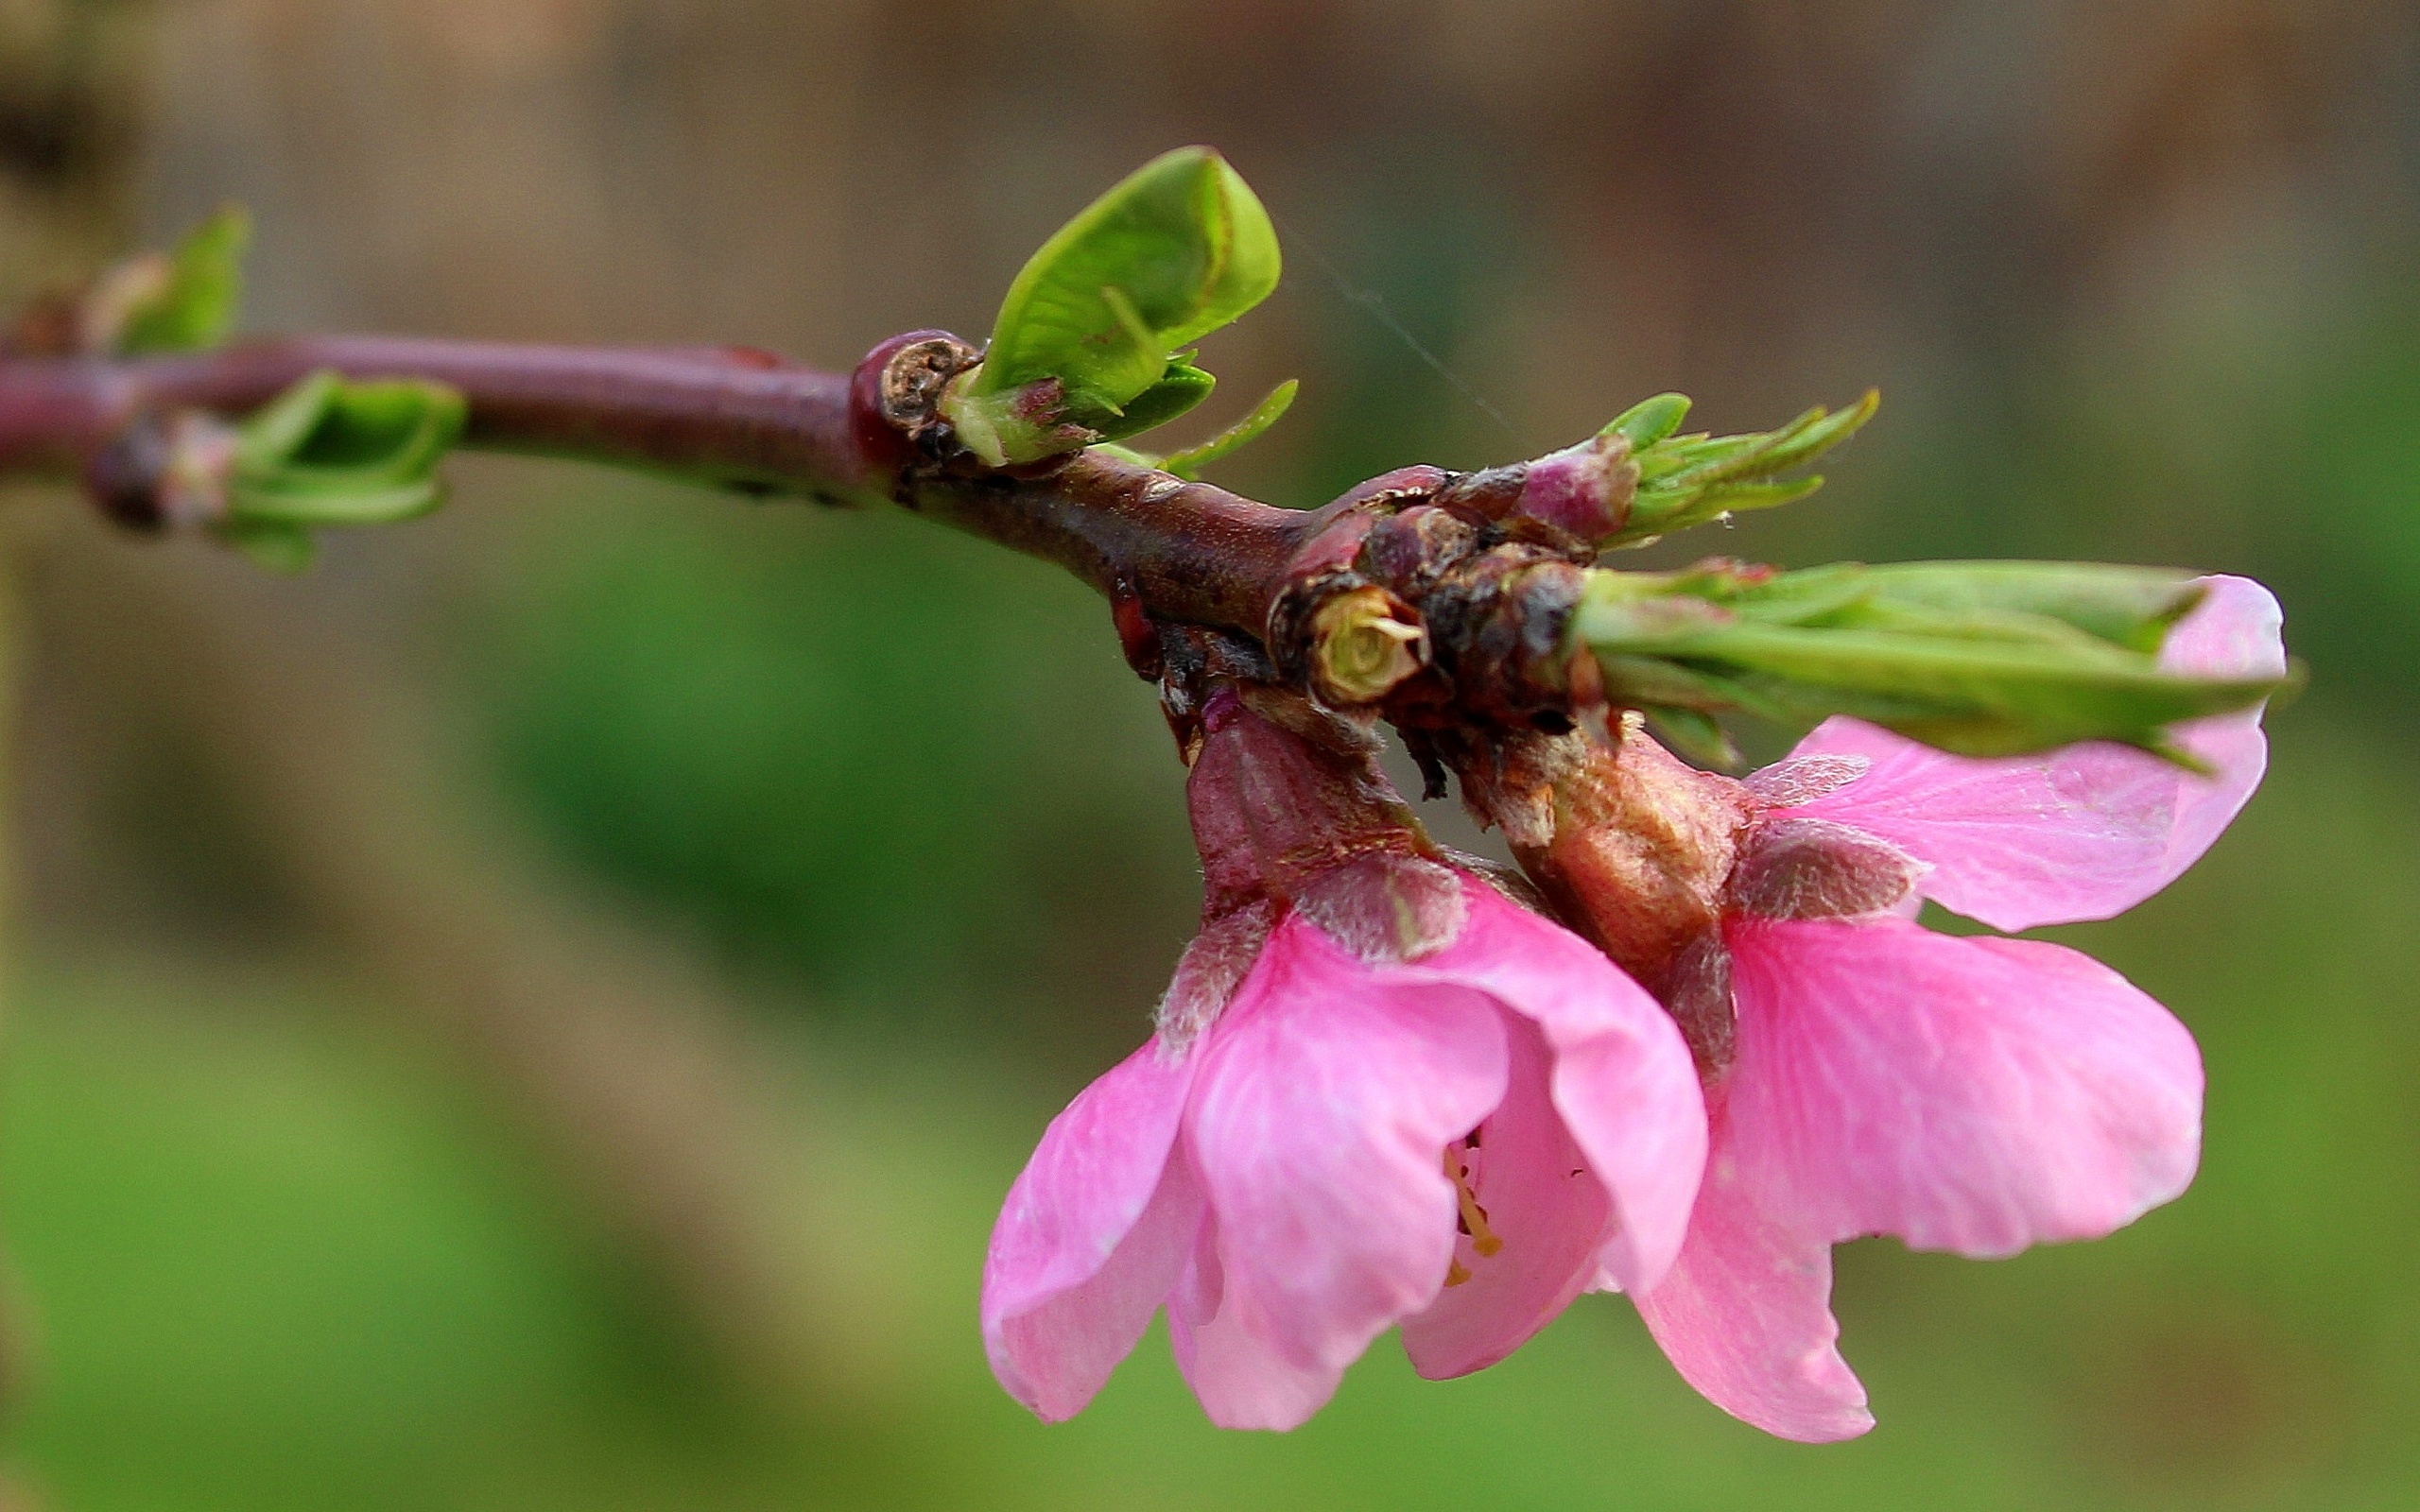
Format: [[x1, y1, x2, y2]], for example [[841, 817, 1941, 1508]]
[[0, 334, 1316, 614], [2, 335, 874, 494], [0, 329, 1594, 728]]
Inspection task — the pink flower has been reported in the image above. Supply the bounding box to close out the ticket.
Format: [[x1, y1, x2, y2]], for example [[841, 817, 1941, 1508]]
[[1627, 576, 2287, 1440], [982, 691, 1707, 1429]]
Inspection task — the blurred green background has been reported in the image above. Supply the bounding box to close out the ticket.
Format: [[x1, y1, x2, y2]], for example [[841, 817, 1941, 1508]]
[[0, 1, 2412, 1507]]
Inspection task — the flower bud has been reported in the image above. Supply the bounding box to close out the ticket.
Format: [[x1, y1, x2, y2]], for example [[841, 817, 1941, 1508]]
[[1510, 428, 1637, 541]]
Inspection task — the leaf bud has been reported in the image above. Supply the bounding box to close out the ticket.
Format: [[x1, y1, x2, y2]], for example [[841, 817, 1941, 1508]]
[[1307, 585, 1428, 706]]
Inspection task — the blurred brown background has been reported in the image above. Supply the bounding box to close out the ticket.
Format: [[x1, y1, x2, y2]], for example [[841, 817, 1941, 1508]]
[[0, 2, 2411, 1508]]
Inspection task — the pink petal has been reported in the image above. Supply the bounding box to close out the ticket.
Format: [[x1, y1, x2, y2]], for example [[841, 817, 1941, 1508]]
[[1400, 884, 1707, 1293], [2160, 576, 2286, 875], [2165, 574, 2289, 679], [1399, 1013, 1612, 1380], [1777, 576, 2282, 931], [1779, 719, 2178, 932], [1723, 917, 2204, 1257], [1633, 1096, 1874, 1443], [981, 1040, 1200, 1420], [1168, 1216, 1347, 1429], [1184, 913, 1509, 1381]]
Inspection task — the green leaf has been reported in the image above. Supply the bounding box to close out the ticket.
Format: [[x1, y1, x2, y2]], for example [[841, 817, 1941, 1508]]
[[116, 206, 250, 355], [228, 478, 447, 527], [1835, 561, 2204, 652], [941, 147, 1280, 464], [1604, 392, 1691, 451], [1575, 560, 2287, 761], [1096, 352, 1218, 441], [216, 370, 465, 554], [1159, 378, 1298, 480], [1639, 558, 2206, 653], [977, 146, 1278, 401], [1643, 706, 1739, 767], [217, 520, 315, 573], [1607, 389, 1878, 546], [241, 372, 464, 484]]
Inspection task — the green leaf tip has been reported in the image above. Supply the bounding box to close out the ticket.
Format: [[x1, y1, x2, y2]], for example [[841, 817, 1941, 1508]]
[[1157, 378, 1299, 480], [1642, 705, 1739, 768], [214, 369, 466, 566], [115, 205, 251, 355], [1575, 558, 2287, 763], [1603, 392, 1691, 451], [1603, 387, 1878, 547], [218, 520, 317, 574], [941, 147, 1282, 466]]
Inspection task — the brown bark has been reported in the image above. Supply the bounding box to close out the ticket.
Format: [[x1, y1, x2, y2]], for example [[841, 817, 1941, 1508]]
[[0, 330, 1607, 743]]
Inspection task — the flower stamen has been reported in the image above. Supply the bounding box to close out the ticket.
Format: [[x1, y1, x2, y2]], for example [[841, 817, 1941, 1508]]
[[1442, 1136, 1504, 1291]]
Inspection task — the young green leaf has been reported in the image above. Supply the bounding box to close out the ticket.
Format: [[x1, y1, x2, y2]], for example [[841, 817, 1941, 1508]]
[[1099, 352, 1219, 441], [1575, 560, 2290, 761], [1605, 389, 1879, 546], [1604, 392, 1692, 451], [116, 206, 251, 355], [1159, 379, 1298, 480], [941, 147, 1281, 465], [1833, 561, 2204, 652], [218, 520, 317, 574], [217, 369, 466, 550], [1643, 705, 1740, 767]]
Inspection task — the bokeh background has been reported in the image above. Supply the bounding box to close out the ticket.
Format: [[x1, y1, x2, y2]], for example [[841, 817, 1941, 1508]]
[[0, 1, 2411, 1507]]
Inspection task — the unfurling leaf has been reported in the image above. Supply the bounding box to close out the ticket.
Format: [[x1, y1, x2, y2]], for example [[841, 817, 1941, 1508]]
[[942, 147, 1282, 466], [214, 369, 467, 566], [1107, 352, 1219, 440], [1158, 379, 1298, 480], [115, 206, 251, 356], [1600, 389, 1878, 547], [1604, 392, 1692, 451], [1495, 389, 1876, 549], [1575, 559, 2291, 762], [1642, 705, 1740, 767], [217, 520, 317, 574]]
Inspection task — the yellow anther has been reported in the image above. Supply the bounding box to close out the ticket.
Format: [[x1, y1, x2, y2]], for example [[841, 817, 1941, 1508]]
[[1443, 1259, 1473, 1288], [1443, 1142, 1506, 1263]]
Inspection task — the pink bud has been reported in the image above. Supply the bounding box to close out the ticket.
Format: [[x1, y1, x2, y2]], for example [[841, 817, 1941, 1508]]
[[1511, 430, 1638, 541]]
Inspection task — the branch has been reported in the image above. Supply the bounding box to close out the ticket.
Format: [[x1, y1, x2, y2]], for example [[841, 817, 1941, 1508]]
[[0, 331, 1336, 629], [0, 327, 2287, 764], [1, 329, 1592, 746], [0, 335, 866, 488]]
